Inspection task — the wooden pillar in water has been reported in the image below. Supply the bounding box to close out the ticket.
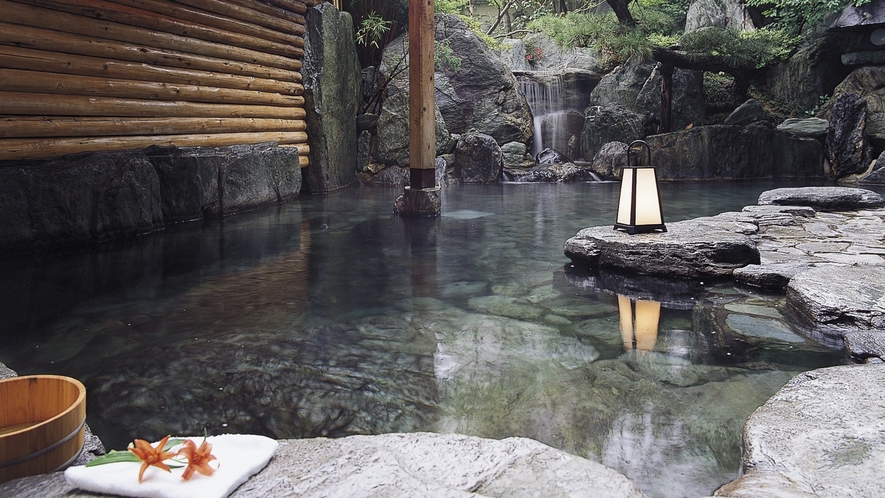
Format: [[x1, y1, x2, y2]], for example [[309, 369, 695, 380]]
[[394, 0, 441, 216]]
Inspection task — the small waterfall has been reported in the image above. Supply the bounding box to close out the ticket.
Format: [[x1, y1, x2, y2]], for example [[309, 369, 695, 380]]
[[517, 71, 591, 161], [520, 72, 561, 158]]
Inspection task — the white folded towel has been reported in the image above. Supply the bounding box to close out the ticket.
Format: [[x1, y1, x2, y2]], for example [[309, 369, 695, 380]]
[[64, 434, 278, 498]]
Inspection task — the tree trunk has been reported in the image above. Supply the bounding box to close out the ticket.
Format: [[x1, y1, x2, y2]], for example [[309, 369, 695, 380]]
[[606, 0, 635, 27], [658, 62, 673, 133]]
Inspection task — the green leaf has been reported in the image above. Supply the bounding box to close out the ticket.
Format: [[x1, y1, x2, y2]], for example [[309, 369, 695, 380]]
[[85, 449, 140, 467], [85, 438, 187, 467], [164, 438, 187, 451]]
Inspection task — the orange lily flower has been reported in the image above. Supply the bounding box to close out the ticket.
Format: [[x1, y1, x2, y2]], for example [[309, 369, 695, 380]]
[[176, 438, 218, 481], [128, 435, 176, 483]]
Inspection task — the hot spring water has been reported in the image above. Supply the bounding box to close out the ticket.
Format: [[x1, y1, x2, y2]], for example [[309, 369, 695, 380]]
[[0, 182, 848, 498]]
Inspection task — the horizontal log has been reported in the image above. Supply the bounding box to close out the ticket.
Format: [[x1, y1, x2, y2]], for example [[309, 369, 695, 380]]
[[0, 46, 303, 95], [3, 0, 302, 70], [263, 0, 307, 16], [107, 0, 305, 48], [217, 0, 307, 30], [0, 132, 309, 161], [0, 21, 301, 83], [0, 91, 308, 119], [280, 145, 311, 167], [11, 0, 304, 60], [168, 0, 306, 36], [0, 117, 307, 138], [0, 69, 306, 107]]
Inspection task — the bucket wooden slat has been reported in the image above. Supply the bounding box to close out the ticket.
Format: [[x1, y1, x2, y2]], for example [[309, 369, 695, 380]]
[[0, 375, 86, 484]]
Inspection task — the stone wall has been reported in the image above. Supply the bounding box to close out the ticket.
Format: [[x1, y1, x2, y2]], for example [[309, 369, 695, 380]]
[[0, 144, 301, 254]]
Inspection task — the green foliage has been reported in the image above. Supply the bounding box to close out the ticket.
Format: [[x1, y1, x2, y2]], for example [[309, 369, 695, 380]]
[[703, 72, 742, 115], [744, 0, 870, 34], [679, 27, 803, 68], [343, 0, 408, 66], [528, 5, 686, 67], [435, 0, 468, 14], [355, 12, 392, 48], [436, 39, 463, 71], [806, 94, 831, 117]]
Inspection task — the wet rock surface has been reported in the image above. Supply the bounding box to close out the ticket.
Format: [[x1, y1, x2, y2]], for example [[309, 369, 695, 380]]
[[715, 364, 885, 498], [757, 186, 884, 209], [0, 434, 646, 498], [566, 186, 885, 352], [564, 216, 761, 279], [787, 266, 885, 340]]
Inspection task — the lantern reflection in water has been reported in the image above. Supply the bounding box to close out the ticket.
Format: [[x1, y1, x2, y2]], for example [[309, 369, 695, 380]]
[[617, 295, 661, 352]]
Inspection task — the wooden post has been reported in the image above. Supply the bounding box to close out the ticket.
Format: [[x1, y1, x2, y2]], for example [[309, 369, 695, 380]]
[[408, 0, 436, 190], [395, 0, 440, 216]]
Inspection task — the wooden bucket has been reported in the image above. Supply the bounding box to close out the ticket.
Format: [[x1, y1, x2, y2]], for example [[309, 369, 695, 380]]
[[0, 375, 86, 484]]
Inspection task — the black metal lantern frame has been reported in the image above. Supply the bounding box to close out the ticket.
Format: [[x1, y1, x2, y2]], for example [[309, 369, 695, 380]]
[[614, 140, 667, 234]]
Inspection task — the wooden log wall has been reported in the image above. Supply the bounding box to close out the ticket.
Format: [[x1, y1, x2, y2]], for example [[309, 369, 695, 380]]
[[0, 0, 324, 166]]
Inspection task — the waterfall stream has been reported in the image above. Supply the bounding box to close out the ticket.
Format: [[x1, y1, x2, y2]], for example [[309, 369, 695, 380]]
[[517, 71, 590, 161]]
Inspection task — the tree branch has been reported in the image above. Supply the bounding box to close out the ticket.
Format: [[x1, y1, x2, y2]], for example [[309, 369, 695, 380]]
[[486, 0, 517, 36]]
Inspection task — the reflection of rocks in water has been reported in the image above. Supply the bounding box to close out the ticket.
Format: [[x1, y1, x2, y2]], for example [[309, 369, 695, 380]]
[[86, 311, 439, 450], [694, 291, 844, 369], [434, 331, 795, 498]]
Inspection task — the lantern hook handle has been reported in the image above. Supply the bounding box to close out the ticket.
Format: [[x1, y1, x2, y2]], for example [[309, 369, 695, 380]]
[[627, 140, 651, 167]]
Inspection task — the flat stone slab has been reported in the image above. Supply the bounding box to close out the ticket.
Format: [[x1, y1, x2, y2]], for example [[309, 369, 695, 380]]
[[732, 262, 814, 290], [715, 364, 885, 497], [844, 331, 885, 363], [787, 266, 885, 337], [564, 218, 760, 279], [0, 433, 646, 498], [757, 186, 885, 210]]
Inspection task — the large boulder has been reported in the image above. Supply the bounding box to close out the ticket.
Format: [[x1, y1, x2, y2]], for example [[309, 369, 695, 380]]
[[715, 364, 885, 498], [302, 3, 360, 192], [825, 92, 872, 179], [768, 38, 854, 114], [379, 14, 532, 150], [0, 144, 302, 254], [685, 0, 756, 32], [511, 32, 608, 73], [723, 99, 767, 126], [497, 38, 531, 72], [634, 65, 706, 131], [590, 57, 704, 132], [821, 65, 885, 149], [454, 132, 504, 183], [589, 57, 656, 110], [581, 104, 645, 161], [373, 91, 450, 167], [859, 150, 885, 184], [0, 151, 164, 253], [146, 144, 301, 219], [588, 141, 629, 180], [643, 123, 824, 180]]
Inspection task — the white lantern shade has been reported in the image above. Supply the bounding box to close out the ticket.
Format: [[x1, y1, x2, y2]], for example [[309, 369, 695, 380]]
[[614, 166, 666, 234]]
